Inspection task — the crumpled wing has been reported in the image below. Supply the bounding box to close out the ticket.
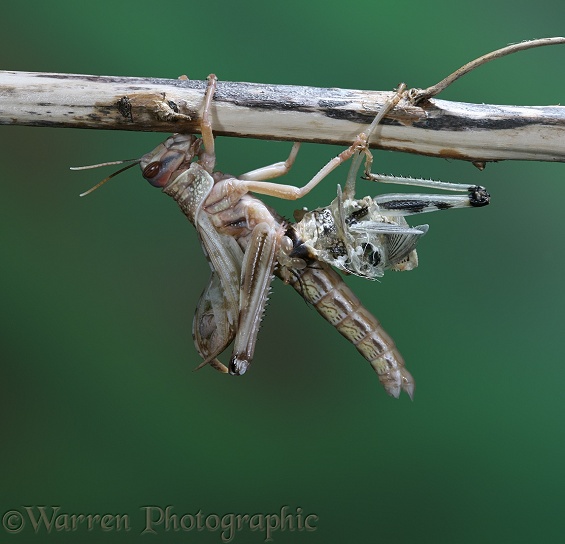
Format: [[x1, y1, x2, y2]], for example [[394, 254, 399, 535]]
[[192, 211, 244, 370], [192, 271, 234, 373], [384, 224, 429, 271]]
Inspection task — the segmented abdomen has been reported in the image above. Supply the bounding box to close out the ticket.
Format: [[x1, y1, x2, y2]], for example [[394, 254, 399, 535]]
[[283, 262, 414, 399]]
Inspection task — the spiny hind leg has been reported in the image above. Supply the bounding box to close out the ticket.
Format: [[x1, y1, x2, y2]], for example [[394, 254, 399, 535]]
[[373, 186, 490, 216], [229, 222, 279, 376]]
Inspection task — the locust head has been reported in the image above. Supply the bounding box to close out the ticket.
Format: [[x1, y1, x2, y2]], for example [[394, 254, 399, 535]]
[[139, 134, 200, 189], [72, 134, 201, 196]]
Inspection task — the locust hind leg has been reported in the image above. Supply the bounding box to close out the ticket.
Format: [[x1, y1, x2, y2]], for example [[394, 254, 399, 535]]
[[362, 174, 491, 216], [229, 222, 280, 375]]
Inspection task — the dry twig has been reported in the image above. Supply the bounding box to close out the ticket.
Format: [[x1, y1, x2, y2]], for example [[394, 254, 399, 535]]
[[1, 38, 564, 164]]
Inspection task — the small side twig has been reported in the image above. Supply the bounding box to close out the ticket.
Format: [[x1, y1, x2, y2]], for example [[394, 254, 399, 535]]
[[408, 37, 565, 103]]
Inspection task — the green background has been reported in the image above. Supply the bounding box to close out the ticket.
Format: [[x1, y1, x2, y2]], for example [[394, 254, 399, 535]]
[[1, 1, 565, 542]]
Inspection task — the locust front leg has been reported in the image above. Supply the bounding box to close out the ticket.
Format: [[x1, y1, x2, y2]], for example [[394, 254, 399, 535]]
[[235, 136, 369, 200]]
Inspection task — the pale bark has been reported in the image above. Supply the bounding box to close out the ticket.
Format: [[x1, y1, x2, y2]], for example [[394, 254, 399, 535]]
[[1, 69, 564, 164]]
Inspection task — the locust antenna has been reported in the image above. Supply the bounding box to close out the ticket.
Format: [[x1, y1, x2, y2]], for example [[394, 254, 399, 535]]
[[70, 159, 140, 197]]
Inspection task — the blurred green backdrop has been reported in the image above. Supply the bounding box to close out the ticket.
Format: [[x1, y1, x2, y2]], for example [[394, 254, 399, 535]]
[[1, 1, 565, 543]]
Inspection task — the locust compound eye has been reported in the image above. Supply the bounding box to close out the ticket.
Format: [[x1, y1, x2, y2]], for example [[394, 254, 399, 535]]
[[142, 162, 164, 187], [141, 149, 186, 188]]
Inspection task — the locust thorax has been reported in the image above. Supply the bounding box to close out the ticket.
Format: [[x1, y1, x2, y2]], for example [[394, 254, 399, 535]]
[[140, 134, 201, 189]]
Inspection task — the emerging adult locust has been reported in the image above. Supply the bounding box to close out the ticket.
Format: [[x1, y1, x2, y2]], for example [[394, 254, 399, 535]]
[[74, 75, 489, 399]]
